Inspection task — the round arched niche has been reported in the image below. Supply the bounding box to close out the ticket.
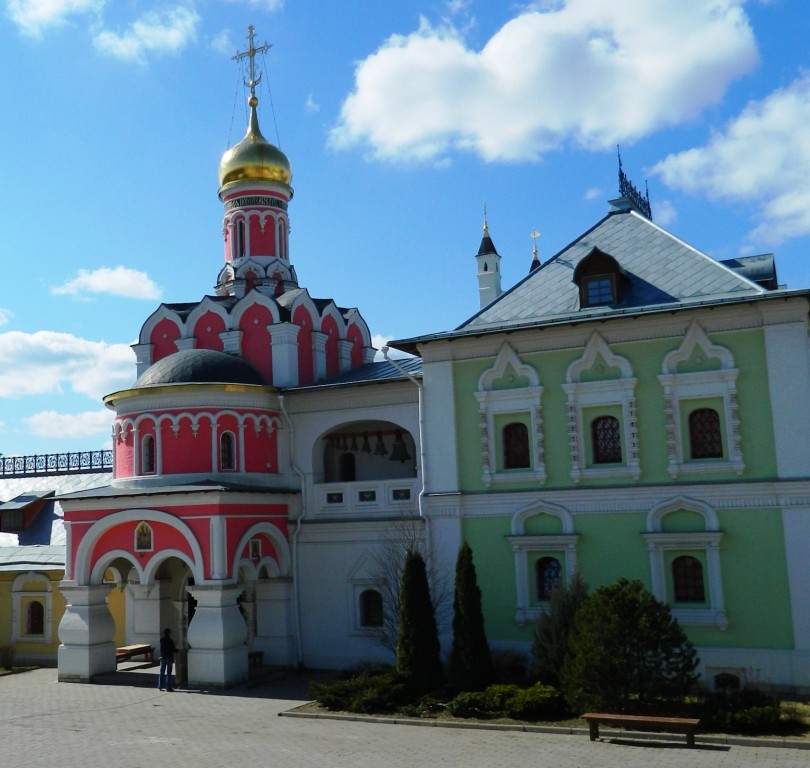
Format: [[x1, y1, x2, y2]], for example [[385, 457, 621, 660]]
[[317, 419, 417, 483]]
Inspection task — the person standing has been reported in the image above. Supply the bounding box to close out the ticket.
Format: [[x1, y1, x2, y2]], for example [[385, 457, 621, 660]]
[[157, 628, 177, 691]]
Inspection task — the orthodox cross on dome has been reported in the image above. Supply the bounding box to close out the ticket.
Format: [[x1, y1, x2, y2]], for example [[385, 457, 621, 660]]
[[233, 25, 272, 99]]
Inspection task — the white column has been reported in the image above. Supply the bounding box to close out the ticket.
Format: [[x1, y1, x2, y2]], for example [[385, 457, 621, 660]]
[[254, 578, 295, 666], [186, 584, 247, 687], [269, 324, 300, 387], [338, 339, 354, 373], [57, 584, 116, 681], [312, 331, 327, 382]]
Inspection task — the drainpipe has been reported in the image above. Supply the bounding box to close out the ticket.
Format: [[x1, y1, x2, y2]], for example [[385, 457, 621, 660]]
[[278, 394, 305, 669], [381, 347, 430, 556]]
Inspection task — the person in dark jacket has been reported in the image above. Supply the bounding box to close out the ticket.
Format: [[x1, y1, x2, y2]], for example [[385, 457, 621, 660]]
[[157, 628, 178, 691]]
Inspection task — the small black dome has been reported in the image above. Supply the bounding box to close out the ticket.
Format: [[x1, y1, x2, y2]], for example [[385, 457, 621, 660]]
[[135, 349, 263, 387]]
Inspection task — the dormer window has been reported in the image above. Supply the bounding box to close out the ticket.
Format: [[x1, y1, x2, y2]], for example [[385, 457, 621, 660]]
[[573, 247, 626, 308], [583, 274, 616, 306]]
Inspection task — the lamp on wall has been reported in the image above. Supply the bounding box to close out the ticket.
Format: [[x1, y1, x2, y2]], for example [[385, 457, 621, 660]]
[[389, 430, 411, 462]]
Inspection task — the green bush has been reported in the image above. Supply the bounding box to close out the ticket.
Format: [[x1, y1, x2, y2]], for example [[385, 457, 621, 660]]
[[309, 668, 413, 714], [448, 691, 488, 718], [702, 687, 783, 733], [504, 684, 565, 721]]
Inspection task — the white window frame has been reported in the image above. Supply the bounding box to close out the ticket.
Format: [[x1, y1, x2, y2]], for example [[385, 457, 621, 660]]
[[475, 343, 545, 486], [658, 321, 742, 478], [563, 332, 640, 483], [643, 496, 727, 630], [506, 501, 578, 626], [11, 572, 52, 643]]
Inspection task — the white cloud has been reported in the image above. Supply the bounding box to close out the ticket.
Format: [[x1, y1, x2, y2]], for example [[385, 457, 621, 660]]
[[6, 0, 102, 36], [371, 334, 412, 360], [25, 408, 112, 439], [305, 94, 320, 113], [223, 0, 284, 9], [93, 6, 200, 63], [584, 187, 602, 201], [330, 0, 757, 163], [652, 199, 677, 227], [51, 266, 162, 300], [0, 330, 133, 399], [0, 308, 12, 326], [653, 73, 810, 246], [210, 28, 233, 55]]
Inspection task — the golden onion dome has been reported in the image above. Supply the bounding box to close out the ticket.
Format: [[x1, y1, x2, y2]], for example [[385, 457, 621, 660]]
[[219, 96, 292, 188]]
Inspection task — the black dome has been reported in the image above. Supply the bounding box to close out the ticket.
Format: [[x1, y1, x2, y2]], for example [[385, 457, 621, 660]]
[[135, 349, 263, 387]]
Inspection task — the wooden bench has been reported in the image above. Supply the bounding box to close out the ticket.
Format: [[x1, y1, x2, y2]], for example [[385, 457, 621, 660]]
[[115, 644, 154, 664], [248, 650, 264, 669], [582, 712, 701, 748]]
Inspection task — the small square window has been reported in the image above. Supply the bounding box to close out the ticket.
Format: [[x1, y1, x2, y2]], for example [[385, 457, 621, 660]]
[[583, 276, 615, 306]]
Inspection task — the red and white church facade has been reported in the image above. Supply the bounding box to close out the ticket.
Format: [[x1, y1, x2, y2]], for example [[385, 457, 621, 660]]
[[56, 36, 423, 686]]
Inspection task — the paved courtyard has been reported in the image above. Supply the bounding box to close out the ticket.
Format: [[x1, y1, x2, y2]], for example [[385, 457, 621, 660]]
[[1, 668, 807, 768]]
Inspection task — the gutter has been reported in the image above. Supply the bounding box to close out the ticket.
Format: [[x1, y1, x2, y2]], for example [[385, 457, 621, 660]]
[[278, 394, 305, 669], [381, 347, 431, 558]]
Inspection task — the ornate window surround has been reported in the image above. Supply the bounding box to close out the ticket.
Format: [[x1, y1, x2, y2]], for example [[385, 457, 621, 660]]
[[563, 332, 639, 483], [474, 343, 545, 487], [11, 572, 52, 643], [506, 501, 578, 626], [643, 496, 727, 630], [658, 322, 743, 478]]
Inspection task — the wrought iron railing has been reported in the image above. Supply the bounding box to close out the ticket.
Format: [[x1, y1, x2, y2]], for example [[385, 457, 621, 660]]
[[0, 450, 113, 478]]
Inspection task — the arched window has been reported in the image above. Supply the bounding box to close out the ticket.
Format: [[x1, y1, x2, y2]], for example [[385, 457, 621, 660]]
[[591, 416, 622, 464], [503, 422, 530, 469], [141, 434, 155, 474], [689, 408, 723, 459], [339, 453, 356, 482], [672, 555, 705, 602], [235, 219, 246, 258], [535, 557, 561, 601], [26, 601, 44, 635], [359, 589, 383, 627], [220, 432, 236, 471]]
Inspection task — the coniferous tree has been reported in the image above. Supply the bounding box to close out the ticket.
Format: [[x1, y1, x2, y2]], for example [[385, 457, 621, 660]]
[[450, 542, 493, 692], [531, 569, 588, 686], [396, 549, 442, 692], [561, 578, 699, 712]]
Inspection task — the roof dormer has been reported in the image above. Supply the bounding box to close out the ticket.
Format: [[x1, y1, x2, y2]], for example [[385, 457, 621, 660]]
[[573, 247, 628, 308]]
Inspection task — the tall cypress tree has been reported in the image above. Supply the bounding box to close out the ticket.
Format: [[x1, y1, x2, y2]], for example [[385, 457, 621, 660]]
[[396, 549, 442, 692], [450, 542, 493, 692]]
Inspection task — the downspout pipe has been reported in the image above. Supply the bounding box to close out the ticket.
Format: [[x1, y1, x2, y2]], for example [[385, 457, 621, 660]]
[[381, 347, 431, 556], [278, 394, 305, 669]]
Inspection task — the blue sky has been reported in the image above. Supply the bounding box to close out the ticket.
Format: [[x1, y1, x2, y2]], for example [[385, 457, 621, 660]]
[[0, 0, 808, 457]]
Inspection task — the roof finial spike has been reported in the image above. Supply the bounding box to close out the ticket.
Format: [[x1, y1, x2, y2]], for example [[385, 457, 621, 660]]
[[482, 203, 489, 236], [233, 25, 272, 104], [529, 229, 541, 273]]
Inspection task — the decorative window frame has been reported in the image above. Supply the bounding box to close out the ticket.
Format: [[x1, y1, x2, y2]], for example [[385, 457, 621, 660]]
[[563, 332, 639, 483], [506, 501, 578, 626], [475, 343, 545, 486], [347, 555, 386, 636], [11, 572, 52, 643], [658, 322, 743, 478], [643, 496, 727, 630]]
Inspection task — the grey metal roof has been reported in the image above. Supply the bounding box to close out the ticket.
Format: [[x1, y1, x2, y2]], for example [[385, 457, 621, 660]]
[[289, 358, 422, 391], [134, 348, 263, 387], [57, 478, 299, 501], [463, 208, 764, 329], [0, 472, 113, 547], [0, 545, 65, 572]]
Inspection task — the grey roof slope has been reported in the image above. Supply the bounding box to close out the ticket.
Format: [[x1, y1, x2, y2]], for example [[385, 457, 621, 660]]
[[462, 208, 765, 330], [289, 357, 422, 391], [134, 348, 263, 387], [0, 545, 65, 572]]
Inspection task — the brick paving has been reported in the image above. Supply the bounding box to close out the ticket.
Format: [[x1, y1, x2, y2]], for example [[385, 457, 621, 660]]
[[1, 668, 807, 768]]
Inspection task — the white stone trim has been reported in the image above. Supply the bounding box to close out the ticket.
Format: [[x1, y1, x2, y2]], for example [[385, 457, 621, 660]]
[[658, 321, 742, 478], [644, 496, 726, 630], [564, 332, 639, 482], [474, 343, 545, 486]]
